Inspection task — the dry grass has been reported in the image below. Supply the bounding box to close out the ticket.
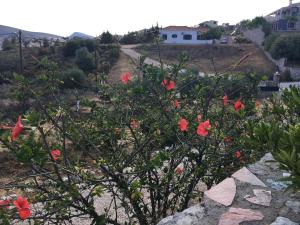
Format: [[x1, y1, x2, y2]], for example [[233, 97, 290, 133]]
[[136, 44, 277, 76]]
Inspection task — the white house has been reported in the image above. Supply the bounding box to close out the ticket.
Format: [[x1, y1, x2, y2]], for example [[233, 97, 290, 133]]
[[199, 20, 218, 28], [159, 26, 213, 45]]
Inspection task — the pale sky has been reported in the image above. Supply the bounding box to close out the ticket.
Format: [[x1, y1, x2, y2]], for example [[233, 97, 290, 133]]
[[0, 0, 294, 37]]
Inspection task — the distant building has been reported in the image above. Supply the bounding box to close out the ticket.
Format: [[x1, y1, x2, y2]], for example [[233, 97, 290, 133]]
[[159, 26, 213, 45], [266, 0, 300, 31], [199, 20, 218, 28]]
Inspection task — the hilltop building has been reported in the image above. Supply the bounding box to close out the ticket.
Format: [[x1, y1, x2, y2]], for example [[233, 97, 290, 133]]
[[199, 20, 218, 28], [266, 0, 300, 31], [159, 26, 213, 45]]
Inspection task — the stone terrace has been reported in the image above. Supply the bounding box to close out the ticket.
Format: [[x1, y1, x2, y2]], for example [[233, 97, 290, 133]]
[[158, 153, 300, 225]]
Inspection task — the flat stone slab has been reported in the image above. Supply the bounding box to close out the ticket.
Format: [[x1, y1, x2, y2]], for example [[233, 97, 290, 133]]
[[232, 167, 266, 187], [244, 189, 272, 206], [157, 205, 205, 225], [204, 178, 236, 206], [270, 216, 299, 225], [285, 200, 300, 213], [218, 207, 264, 225]]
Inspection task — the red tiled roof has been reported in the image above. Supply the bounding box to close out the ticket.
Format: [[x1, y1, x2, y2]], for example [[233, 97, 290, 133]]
[[161, 26, 209, 33]]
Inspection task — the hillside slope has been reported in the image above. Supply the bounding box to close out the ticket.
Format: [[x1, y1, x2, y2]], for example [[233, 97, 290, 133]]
[[0, 24, 62, 39], [136, 44, 277, 76]]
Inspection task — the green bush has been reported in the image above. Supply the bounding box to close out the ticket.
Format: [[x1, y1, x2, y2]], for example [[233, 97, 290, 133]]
[[264, 34, 279, 51], [200, 27, 223, 40], [269, 34, 300, 62], [99, 31, 115, 44], [243, 87, 300, 191], [60, 68, 86, 89], [0, 56, 263, 224], [1, 38, 14, 51], [63, 40, 81, 57], [75, 47, 95, 72]]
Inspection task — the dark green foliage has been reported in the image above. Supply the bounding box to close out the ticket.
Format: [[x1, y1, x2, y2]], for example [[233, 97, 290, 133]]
[[244, 87, 300, 191], [234, 36, 252, 44], [120, 25, 160, 44], [1, 38, 14, 51], [120, 32, 140, 44], [42, 38, 50, 48], [99, 31, 115, 44], [75, 47, 95, 72], [200, 27, 223, 40], [264, 34, 280, 51], [281, 69, 293, 82], [60, 68, 86, 89], [63, 39, 81, 57], [62, 39, 98, 57], [269, 34, 300, 61]]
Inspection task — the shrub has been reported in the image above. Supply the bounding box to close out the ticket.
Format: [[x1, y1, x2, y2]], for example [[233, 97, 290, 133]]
[[60, 68, 86, 89], [200, 27, 223, 40], [1, 38, 14, 51], [75, 47, 95, 72], [264, 34, 279, 51], [0, 57, 263, 224], [99, 31, 115, 44], [63, 40, 81, 57], [269, 34, 300, 62]]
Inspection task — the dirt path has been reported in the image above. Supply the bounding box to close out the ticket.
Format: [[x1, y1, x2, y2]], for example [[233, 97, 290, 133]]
[[108, 51, 137, 84], [121, 45, 163, 68]]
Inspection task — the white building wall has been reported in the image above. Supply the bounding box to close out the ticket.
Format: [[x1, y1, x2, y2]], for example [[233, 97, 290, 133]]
[[159, 30, 213, 45]]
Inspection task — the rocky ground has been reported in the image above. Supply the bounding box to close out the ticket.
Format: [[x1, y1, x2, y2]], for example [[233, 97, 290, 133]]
[[158, 153, 300, 225]]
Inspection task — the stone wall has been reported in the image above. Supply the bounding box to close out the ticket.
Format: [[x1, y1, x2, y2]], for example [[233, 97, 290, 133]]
[[157, 153, 300, 225]]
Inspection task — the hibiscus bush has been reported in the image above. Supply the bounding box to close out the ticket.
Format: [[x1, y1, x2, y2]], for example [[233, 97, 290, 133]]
[[242, 87, 300, 191], [0, 56, 263, 224]]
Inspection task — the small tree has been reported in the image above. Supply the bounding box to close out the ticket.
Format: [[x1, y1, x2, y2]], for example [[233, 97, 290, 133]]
[[60, 68, 86, 89], [75, 47, 95, 72], [201, 27, 223, 40], [1, 38, 14, 51], [99, 31, 115, 44]]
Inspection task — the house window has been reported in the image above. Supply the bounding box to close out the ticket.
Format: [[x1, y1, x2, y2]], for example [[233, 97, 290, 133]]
[[197, 34, 202, 40], [288, 22, 295, 29], [162, 34, 167, 40], [183, 34, 192, 40], [172, 34, 177, 38]]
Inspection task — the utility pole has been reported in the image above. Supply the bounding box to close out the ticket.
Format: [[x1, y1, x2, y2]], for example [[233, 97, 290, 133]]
[[18, 30, 23, 74]]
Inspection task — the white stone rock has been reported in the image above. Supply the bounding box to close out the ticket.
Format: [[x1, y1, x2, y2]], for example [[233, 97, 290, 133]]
[[285, 200, 300, 213], [232, 167, 266, 187], [204, 178, 236, 206], [270, 217, 299, 225]]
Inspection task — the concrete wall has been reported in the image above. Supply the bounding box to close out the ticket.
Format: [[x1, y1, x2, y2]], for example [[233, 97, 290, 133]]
[[159, 30, 213, 45], [243, 27, 300, 80], [242, 26, 265, 46]]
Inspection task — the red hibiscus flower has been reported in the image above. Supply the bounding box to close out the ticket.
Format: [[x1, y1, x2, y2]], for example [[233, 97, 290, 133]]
[[175, 167, 184, 174], [11, 115, 24, 141], [255, 100, 261, 110], [51, 149, 61, 161], [173, 100, 180, 109], [235, 150, 245, 163], [0, 199, 10, 209], [178, 118, 188, 132], [223, 95, 228, 106], [234, 100, 245, 112], [13, 196, 31, 220], [120, 72, 131, 84], [197, 120, 211, 137], [130, 119, 139, 129], [161, 79, 175, 90], [18, 208, 31, 220]]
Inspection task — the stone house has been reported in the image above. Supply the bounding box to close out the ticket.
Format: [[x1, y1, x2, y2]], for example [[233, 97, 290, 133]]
[[266, 0, 300, 31]]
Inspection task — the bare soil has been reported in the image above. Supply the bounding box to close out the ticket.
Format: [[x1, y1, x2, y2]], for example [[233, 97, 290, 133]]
[[135, 44, 277, 76]]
